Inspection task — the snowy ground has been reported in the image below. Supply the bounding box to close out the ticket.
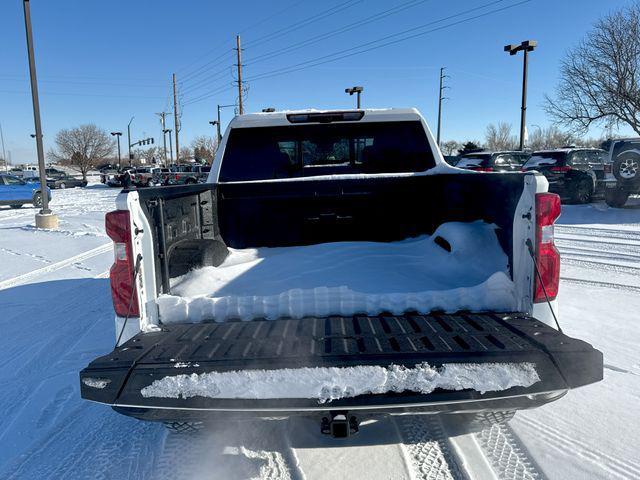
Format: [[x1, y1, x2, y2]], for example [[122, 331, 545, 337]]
[[0, 185, 638, 479]]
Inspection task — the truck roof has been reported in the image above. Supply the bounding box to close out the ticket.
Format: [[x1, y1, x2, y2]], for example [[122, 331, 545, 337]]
[[229, 108, 422, 128]]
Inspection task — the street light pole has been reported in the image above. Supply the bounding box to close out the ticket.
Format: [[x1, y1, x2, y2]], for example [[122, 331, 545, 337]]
[[345, 86, 364, 108], [23, 0, 57, 228], [164, 129, 173, 163], [111, 132, 122, 168], [217, 104, 222, 144], [127, 116, 134, 166], [504, 40, 537, 151]]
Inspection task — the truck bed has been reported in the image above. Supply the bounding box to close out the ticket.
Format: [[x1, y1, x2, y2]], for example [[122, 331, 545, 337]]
[[80, 312, 602, 421]]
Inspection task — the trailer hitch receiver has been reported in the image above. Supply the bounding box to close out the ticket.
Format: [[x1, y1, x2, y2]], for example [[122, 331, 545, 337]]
[[321, 411, 359, 438]]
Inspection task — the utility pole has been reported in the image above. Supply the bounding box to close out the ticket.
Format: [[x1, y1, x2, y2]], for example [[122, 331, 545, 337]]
[[235, 35, 244, 115], [0, 122, 7, 172], [164, 129, 174, 163], [504, 40, 537, 151], [127, 116, 134, 166], [436, 67, 449, 147], [23, 0, 57, 228], [173, 73, 180, 164], [156, 112, 168, 165], [110, 132, 122, 168], [216, 105, 222, 144]]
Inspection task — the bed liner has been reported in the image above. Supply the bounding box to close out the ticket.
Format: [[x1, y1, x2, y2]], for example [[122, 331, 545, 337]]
[[80, 312, 602, 418]]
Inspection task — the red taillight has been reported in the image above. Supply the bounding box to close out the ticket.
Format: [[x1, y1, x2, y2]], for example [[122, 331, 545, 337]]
[[469, 166, 494, 172], [534, 193, 561, 303], [105, 210, 139, 317], [175, 174, 181, 180], [549, 165, 571, 173]]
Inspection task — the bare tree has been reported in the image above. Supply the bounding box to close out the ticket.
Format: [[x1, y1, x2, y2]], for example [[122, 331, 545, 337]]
[[440, 140, 460, 156], [179, 146, 193, 162], [48, 124, 114, 180], [485, 122, 518, 151], [191, 135, 216, 163], [545, 3, 640, 135], [527, 126, 577, 150]]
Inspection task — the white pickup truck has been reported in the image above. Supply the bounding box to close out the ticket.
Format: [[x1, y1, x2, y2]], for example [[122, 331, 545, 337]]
[[81, 109, 602, 437]]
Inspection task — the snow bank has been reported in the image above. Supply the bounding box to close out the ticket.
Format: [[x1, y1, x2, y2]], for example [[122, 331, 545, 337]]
[[140, 362, 540, 403], [158, 221, 517, 323]]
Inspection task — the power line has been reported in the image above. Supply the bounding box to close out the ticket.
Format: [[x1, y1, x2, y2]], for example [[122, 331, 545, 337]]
[[244, 0, 364, 48], [246, 0, 527, 83], [175, 0, 306, 83], [180, 65, 231, 95], [179, 49, 233, 85], [182, 83, 232, 107], [245, 0, 431, 66]]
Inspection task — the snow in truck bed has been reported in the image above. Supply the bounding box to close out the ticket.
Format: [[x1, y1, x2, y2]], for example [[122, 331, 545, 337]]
[[157, 221, 517, 323]]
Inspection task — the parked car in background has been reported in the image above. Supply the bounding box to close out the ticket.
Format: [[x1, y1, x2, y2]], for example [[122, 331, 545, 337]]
[[0, 174, 51, 208], [166, 164, 211, 185], [46, 171, 87, 189], [599, 138, 640, 207], [522, 148, 611, 204], [456, 151, 530, 172]]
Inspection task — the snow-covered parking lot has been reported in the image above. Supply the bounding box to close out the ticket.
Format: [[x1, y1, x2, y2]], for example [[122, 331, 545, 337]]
[[0, 185, 639, 479]]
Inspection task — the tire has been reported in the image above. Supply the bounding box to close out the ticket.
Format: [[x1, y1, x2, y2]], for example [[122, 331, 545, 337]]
[[613, 152, 640, 184], [58, 182, 66, 189], [163, 421, 205, 434], [9, 204, 23, 209], [185, 178, 197, 185], [604, 187, 630, 208], [572, 178, 593, 204], [32, 192, 43, 208]]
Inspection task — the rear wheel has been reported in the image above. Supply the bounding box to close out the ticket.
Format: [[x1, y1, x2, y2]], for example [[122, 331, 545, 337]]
[[573, 178, 593, 204], [58, 182, 66, 189], [32, 192, 43, 208], [604, 187, 630, 208], [613, 152, 640, 184]]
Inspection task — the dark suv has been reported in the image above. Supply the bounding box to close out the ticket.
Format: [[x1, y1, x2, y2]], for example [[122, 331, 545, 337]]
[[599, 138, 640, 207], [456, 151, 530, 172], [522, 148, 611, 203]]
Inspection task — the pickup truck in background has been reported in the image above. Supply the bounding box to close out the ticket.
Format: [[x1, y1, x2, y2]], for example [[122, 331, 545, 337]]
[[80, 109, 602, 437]]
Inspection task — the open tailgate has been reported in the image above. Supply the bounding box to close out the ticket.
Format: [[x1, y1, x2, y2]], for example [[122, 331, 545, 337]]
[[80, 313, 602, 417]]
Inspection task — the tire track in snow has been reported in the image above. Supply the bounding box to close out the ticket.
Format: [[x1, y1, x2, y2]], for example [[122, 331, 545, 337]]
[[560, 276, 640, 293], [150, 420, 299, 480], [474, 423, 548, 480], [395, 416, 464, 480], [0, 243, 111, 290], [556, 226, 640, 242], [562, 257, 640, 276], [516, 415, 640, 480]]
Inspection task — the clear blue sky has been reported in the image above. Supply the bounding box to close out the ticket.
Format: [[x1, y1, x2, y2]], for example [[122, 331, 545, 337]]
[[0, 0, 634, 163]]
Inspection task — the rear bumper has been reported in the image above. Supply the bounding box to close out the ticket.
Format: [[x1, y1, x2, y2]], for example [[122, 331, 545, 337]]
[[80, 312, 602, 421]]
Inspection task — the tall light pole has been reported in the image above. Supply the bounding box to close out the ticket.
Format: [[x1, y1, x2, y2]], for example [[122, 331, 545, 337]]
[[127, 116, 134, 166], [0, 122, 7, 172], [208, 121, 219, 154], [156, 112, 168, 166], [504, 40, 537, 151], [345, 86, 363, 108], [111, 132, 122, 168], [163, 129, 173, 163], [217, 104, 236, 145], [23, 0, 57, 228]]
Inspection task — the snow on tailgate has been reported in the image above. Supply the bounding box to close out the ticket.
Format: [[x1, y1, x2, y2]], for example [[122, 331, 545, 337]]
[[157, 221, 517, 323], [141, 362, 540, 403]]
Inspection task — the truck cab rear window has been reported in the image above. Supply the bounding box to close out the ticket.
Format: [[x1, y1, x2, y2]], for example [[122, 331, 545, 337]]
[[219, 121, 435, 181]]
